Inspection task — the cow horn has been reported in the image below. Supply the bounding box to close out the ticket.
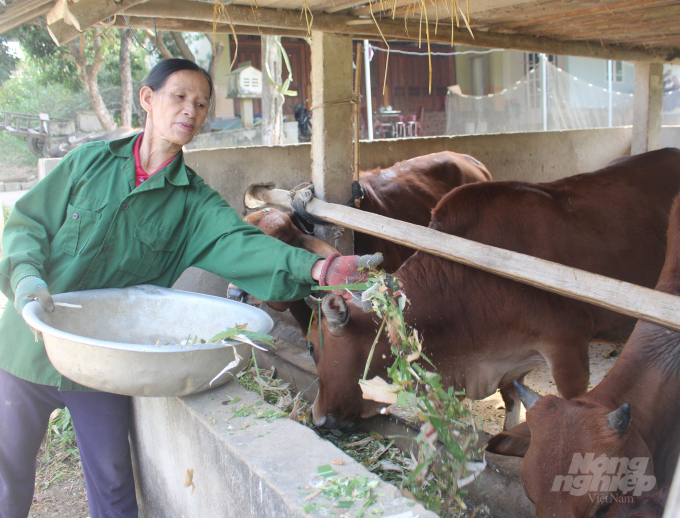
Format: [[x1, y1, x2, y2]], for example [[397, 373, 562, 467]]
[[305, 295, 321, 311], [513, 380, 542, 411], [606, 403, 632, 437], [321, 293, 349, 327]]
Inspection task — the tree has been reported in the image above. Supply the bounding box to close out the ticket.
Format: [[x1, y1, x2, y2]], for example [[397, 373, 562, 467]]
[[119, 28, 133, 127], [64, 28, 115, 130], [9, 23, 80, 91], [262, 37, 296, 146], [144, 31, 225, 132], [0, 42, 18, 84]]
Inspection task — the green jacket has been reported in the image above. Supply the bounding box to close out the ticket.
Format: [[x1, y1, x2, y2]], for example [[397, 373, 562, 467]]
[[0, 134, 321, 390]]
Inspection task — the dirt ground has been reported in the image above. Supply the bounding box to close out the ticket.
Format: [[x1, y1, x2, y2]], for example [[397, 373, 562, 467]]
[[467, 341, 623, 436]]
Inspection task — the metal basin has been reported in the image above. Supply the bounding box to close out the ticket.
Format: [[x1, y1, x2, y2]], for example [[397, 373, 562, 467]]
[[22, 285, 273, 397]]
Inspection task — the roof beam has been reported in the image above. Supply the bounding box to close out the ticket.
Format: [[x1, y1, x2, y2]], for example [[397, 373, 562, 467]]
[[106, 15, 309, 37], [46, 0, 148, 46], [126, 0, 680, 62], [0, 0, 53, 34], [351, 0, 537, 17]]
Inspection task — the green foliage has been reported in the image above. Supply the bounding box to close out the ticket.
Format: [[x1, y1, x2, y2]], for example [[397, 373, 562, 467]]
[[0, 39, 18, 85], [2, 202, 11, 224], [0, 133, 38, 167], [0, 71, 75, 118], [357, 270, 485, 515], [36, 408, 81, 490], [45, 409, 78, 456], [10, 25, 80, 91]]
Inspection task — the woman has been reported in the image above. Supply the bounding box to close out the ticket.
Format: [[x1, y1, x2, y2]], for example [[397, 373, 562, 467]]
[[0, 59, 378, 518]]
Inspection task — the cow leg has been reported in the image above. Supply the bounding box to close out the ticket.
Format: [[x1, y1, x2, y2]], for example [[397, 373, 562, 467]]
[[500, 376, 525, 431], [546, 340, 590, 399]]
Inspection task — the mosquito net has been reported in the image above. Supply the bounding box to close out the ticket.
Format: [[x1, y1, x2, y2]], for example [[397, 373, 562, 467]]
[[446, 59, 636, 135]]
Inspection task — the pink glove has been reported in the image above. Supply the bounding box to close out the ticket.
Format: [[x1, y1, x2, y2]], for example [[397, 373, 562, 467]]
[[319, 252, 383, 297]]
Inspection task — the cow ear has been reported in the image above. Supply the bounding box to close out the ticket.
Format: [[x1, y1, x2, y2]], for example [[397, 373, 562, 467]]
[[486, 422, 532, 457], [321, 294, 350, 331]]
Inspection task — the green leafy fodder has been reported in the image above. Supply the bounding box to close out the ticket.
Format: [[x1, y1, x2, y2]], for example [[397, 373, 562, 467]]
[[357, 269, 485, 515]]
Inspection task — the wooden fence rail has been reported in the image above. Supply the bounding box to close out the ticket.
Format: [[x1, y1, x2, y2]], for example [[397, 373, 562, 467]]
[[246, 185, 680, 333]]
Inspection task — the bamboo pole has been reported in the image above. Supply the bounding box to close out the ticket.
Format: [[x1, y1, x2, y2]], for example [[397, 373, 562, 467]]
[[245, 186, 680, 333], [353, 41, 363, 208]]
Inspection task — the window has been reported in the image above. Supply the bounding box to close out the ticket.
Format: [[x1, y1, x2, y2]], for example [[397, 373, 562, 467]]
[[606, 61, 624, 83]]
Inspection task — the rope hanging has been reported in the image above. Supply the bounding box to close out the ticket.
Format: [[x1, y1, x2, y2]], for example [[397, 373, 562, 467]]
[[290, 183, 333, 227], [309, 95, 362, 113], [123, 14, 158, 53]]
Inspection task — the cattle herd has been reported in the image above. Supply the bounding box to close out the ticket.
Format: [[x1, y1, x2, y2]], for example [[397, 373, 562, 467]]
[[234, 148, 680, 518]]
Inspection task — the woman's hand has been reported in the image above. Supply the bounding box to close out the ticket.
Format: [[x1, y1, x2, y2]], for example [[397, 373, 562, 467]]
[[14, 276, 55, 313], [316, 252, 383, 290]]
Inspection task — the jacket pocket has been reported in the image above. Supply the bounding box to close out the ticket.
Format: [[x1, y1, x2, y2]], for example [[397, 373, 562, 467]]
[[52, 197, 106, 256], [119, 221, 181, 278]]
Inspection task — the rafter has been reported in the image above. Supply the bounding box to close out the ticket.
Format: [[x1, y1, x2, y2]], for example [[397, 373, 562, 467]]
[[107, 15, 309, 38], [46, 0, 147, 45], [125, 0, 680, 62], [0, 0, 52, 33]]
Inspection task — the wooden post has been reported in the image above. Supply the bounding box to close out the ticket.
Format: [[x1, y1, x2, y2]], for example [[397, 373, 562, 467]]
[[632, 62, 664, 154], [244, 186, 680, 333], [310, 31, 354, 254]]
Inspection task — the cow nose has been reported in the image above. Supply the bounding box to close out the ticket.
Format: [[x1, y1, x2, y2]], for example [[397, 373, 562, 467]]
[[227, 286, 246, 303], [313, 414, 327, 428]]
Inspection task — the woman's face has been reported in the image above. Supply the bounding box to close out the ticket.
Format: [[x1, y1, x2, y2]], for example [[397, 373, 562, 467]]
[[140, 69, 211, 148]]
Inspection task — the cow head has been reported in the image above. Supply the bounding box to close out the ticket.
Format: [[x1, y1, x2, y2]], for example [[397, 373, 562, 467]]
[[307, 293, 391, 430], [488, 382, 655, 518], [228, 208, 338, 308]]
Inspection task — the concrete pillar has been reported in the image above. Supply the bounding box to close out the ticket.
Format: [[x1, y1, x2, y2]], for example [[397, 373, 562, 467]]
[[310, 31, 354, 255], [632, 62, 663, 154]]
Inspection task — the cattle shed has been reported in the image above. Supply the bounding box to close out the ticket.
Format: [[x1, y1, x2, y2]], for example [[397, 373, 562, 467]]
[[6, 0, 680, 517]]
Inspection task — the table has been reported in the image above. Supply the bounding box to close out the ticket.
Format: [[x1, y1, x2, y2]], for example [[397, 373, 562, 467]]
[[375, 110, 402, 137]]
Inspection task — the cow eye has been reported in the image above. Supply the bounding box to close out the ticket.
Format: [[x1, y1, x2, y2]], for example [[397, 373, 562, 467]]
[[308, 343, 315, 357]]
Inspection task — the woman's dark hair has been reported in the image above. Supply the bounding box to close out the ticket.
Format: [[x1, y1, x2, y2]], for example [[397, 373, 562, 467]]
[[143, 58, 214, 100]]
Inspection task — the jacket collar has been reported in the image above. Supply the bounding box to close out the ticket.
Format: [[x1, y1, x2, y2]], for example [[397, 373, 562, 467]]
[[108, 133, 190, 187]]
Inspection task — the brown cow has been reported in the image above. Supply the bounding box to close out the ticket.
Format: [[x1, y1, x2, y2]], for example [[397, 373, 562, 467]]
[[485, 192, 680, 518], [229, 151, 491, 313], [604, 485, 669, 518], [355, 151, 491, 272], [307, 148, 680, 431]]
